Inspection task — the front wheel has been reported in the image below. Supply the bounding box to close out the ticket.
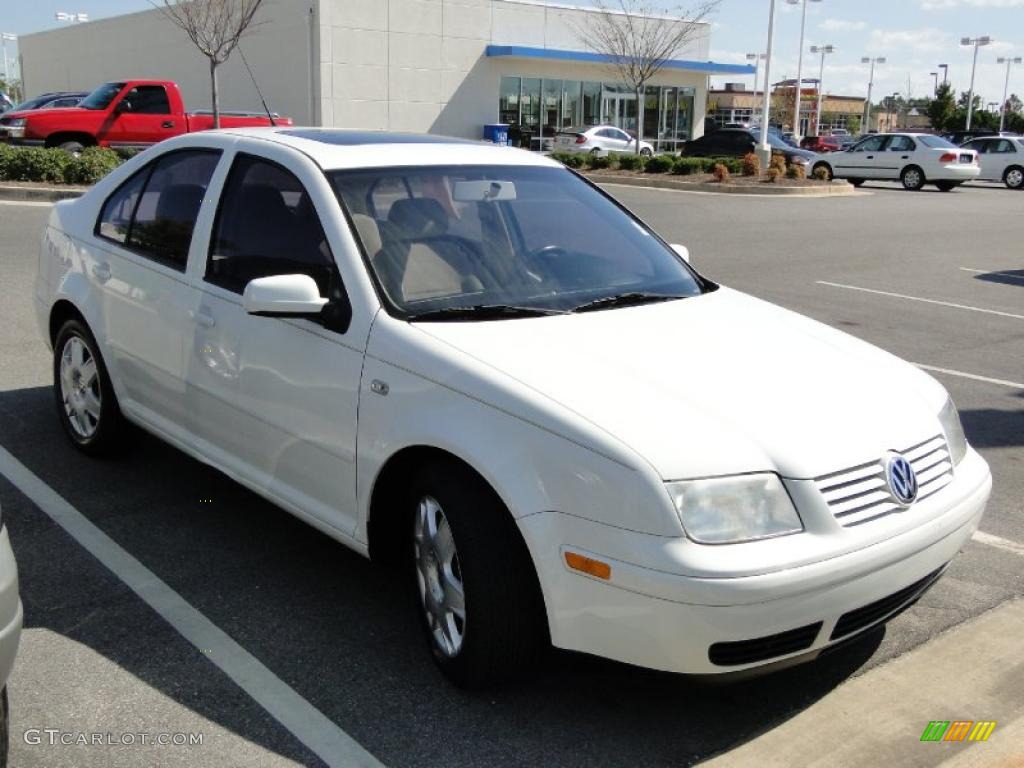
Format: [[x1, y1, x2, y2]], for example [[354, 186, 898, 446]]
[[409, 462, 547, 688], [936, 181, 960, 192], [53, 319, 127, 455], [57, 140, 85, 157], [639, 147, 653, 157], [812, 162, 833, 181], [1004, 166, 1024, 189], [901, 166, 926, 191]]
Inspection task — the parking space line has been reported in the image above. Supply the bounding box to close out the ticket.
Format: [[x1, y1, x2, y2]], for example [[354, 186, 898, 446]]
[[912, 363, 1024, 390], [816, 281, 1024, 320], [0, 200, 54, 208], [960, 267, 1024, 283], [972, 530, 1024, 557], [0, 445, 383, 768]]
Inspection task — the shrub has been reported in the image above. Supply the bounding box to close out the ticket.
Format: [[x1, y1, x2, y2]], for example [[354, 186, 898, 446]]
[[586, 153, 612, 170], [643, 154, 675, 174], [786, 162, 807, 180], [549, 150, 583, 168], [812, 165, 831, 181], [1, 146, 73, 183], [741, 152, 760, 176], [766, 166, 783, 183], [615, 152, 647, 171], [672, 156, 707, 175], [64, 147, 122, 184], [769, 152, 787, 173], [712, 163, 731, 183]]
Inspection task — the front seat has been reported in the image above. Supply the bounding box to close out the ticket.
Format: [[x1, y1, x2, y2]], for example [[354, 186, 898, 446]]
[[385, 198, 469, 303]]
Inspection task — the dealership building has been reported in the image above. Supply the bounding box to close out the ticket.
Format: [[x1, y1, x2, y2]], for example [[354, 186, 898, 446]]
[[18, 0, 750, 151]]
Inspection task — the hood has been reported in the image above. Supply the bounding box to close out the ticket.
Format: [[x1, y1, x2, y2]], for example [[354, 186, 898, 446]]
[[414, 288, 944, 481], [1, 107, 85, 122]]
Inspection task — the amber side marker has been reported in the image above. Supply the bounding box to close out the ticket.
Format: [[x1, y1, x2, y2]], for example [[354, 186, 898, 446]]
[[564, 551, 611, 580]]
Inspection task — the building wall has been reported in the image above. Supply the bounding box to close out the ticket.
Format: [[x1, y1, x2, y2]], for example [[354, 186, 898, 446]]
[[19, 0, 316, 124]]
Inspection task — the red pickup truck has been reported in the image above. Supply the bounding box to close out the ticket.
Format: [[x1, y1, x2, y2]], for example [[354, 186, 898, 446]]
[[0, 79, 291, 153]]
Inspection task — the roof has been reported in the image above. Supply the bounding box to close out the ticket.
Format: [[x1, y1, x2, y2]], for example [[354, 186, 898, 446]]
[[216, 127, 562, 170], [485, 45, 754, 75]]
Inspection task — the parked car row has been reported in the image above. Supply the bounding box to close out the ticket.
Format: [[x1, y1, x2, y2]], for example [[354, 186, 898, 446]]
[[1, 91, 87, 116], [680, 128, 816, 167]]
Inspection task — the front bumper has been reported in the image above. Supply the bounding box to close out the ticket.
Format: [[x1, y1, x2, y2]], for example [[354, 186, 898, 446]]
[[519, 449, 991, 675]]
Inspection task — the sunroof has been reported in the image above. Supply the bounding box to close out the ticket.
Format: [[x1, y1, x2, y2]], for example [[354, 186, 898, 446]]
[[279, 129, 478, 146]]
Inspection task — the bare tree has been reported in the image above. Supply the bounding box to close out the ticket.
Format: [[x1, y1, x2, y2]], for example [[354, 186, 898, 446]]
[[572, 0, 719, 154], [153, 0, 264, 128]]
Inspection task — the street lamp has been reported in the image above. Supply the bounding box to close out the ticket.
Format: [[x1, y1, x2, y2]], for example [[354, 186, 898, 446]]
[[810, 44, 835, 136], [930, 71, 939, 94], [54, 12, 89, 23], [961, 36, 992, 130], [938, 63, 948, 85], [746, 52, 767, 96], [889, 92, 900, 131], [861, 56, 885, 133], [997, 56, 1022, 132], [757, 0, 778, 168], [785, 0, 821, 142], [0, 34, 15, 83]]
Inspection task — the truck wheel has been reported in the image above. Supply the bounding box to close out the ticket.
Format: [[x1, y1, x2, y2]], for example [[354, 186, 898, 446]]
[[57, 141, 86, 157], [408, 461, 547, 688]]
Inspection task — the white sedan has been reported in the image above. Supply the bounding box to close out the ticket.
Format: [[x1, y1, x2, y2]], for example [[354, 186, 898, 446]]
[[553, 124, 654, 156], [811, 132, 980, 191], [960, 135, 1024, 189], [36, 128, 990, 687]]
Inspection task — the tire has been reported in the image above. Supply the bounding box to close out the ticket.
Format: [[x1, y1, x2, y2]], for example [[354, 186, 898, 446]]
[[901, 165, 926, 191], [812, 162, 833, 181], [848, 178, 865, 187], [936, 181, 960, 192], [57, 140, 85, 157], [640, 147, 653, 157], [408, 461, 547, 688], [53, 318, 127, 456], [1004, 165, 1024, 190]]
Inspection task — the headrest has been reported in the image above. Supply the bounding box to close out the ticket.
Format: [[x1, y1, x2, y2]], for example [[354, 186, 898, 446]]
[[350, 213, 382, 255], [155, 183, 204, 224], [388, 198, 448, 239]]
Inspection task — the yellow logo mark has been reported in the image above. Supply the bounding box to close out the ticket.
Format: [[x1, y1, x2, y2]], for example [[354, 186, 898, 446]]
[[968, 721, 997, 742]]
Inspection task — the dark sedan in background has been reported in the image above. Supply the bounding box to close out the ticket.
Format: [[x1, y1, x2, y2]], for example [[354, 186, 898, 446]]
[[1, 92, 86, 116], [680, 128, 816, 167]]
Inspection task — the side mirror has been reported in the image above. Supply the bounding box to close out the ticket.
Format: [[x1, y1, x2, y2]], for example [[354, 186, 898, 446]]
[[670, 243, 690, 263], [243, 274, 328, 318], [114, 99, 131, 114]]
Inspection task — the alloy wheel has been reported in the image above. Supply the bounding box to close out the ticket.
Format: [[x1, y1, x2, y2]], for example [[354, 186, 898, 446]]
[[59, 336, 101, 439], [1006, 168, 1023, 189], [413, 495, 466, 657]]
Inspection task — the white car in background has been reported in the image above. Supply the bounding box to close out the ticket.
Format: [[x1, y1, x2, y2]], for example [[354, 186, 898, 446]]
[[35, 128, 990, 688], [960, 135, 1024, 189], [811, 133, 980, 191], [553, 124, 654, 156]]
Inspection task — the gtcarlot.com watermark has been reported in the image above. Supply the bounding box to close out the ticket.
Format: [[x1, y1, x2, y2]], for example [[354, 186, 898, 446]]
[[24, 729, 203, 747]]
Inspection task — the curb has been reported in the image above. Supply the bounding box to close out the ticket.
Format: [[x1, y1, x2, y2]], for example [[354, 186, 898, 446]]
[[0, 184, 88, 202], [585, 173, 858, 197]]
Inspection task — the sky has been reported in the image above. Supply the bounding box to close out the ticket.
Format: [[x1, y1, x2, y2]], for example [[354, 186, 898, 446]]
[[2, 0, 1023, 106]]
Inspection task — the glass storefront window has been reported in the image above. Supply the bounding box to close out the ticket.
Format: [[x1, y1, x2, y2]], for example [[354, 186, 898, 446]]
[[520, 77, 541, 147], [582, 81, 601, 125], [675, 87, 694, 142], [561, 80, 581, 128], [499, 76, 520, 126], [541, 78, 561, 137]]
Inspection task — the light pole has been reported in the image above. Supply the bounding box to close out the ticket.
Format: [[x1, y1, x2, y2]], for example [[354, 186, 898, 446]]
[[930, 71, 939, 94], [961, 36, 992, 130], [861, 56, 885, 133], [889, 92, 900, 131], [0, 34, 14, 84], [54, 12, 89, 23], [997, 56, 1022, 132], [810, 44, 835, 136], [757, 0, 778, 169], [785, 0, 821, 142], [938, 63, 948, 85], [746, 52, 767, 97]]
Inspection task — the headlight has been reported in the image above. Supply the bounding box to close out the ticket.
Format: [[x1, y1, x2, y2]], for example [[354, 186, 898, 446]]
[[6, 118, 25, 128], [666, 473, 803, 544], [792, 156, 809, 165], [939, 396, 968, 466]]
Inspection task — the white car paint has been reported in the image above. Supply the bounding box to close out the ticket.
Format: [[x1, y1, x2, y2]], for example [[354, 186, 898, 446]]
[[553, 125, 654, 156], [960, 136, 1024, 189], [812, 132, 981, 189], [35, 128, 991, 677], [0, 503, 23, 742]]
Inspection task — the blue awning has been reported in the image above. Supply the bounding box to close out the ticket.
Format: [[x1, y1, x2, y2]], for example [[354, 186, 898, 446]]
[[485, 45, 754, 76]]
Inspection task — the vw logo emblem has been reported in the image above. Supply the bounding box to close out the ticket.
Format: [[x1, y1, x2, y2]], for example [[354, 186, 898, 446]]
[[885, 453, 918, 505]]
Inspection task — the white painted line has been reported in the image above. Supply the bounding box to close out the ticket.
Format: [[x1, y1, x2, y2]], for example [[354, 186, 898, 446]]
[[816, 281, 1024, 321], [0, 200, 54, 208], [972, 530, 1024, 557], [960, 267, 1024, 283], [0, 444, 382, 768], [913, 363, 1024, 390]]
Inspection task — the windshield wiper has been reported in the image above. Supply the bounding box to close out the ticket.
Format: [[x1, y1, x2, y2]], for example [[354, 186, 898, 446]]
[[409, 304, 568, 321], [571, 292, 688, 313]]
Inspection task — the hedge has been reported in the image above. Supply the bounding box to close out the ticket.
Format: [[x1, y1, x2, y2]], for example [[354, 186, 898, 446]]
[[0, 145, 124, 185], [548, 149, 745, 177]]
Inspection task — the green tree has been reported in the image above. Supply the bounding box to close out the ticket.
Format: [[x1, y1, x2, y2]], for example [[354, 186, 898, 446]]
[[0, 77, 23, 103], [926, 82, 955, 132]]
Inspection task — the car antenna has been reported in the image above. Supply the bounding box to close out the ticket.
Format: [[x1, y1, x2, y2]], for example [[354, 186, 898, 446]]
[[237, 43, 276, 127]]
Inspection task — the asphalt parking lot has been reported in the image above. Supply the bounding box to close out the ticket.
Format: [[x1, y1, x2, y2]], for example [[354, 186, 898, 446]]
[[0, 179, 1022, 768]]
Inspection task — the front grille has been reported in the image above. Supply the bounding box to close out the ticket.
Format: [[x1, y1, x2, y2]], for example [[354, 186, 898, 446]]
[[708, 622, 822, 666], [830, 566, 946, 640], [814, 435, 953, 527]]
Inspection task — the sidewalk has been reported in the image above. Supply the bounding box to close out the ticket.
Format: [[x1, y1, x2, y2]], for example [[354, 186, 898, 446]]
[[702, 599, 1024, 768]]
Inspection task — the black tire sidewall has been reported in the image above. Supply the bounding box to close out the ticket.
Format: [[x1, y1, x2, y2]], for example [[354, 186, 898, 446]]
[[901, 166, 925, 190], [1004, 166, 1024, 189], [813, 163, 832, 180], [53, 319, 125, 455]]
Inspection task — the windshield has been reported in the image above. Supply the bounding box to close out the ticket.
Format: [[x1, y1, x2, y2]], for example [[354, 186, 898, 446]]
[[79, 82, 126, 111], [918, 135, 958, 149], [330, 165, 705, 318]]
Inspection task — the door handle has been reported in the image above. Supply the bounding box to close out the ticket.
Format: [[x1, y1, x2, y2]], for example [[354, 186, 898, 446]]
[[162, 120, 175, 128], [91, 261, 111, 282], [866, 155, 874, 159], [901, 155, 909, 159], [189, 308, 216, 328]]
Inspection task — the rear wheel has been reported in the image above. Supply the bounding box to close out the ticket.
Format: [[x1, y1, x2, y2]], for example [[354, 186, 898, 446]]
[[901, 165, 925, 191], [1004, 166, 1024, 189], [53, 319, 127, 455], [640, 147, 653, 157], [408, 461, 547, 688], [936, 181, 960, 192], [848, 178, 865, 187], [812, 162, 833, 181]]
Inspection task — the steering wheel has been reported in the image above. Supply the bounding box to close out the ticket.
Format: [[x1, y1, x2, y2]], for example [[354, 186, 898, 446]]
[[527, 245, 569, 261]]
